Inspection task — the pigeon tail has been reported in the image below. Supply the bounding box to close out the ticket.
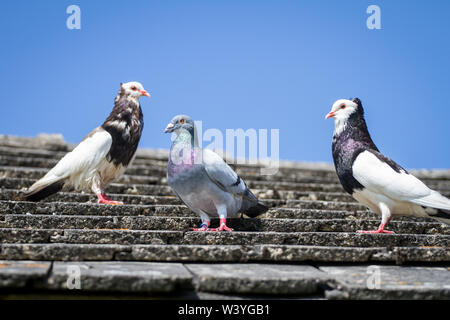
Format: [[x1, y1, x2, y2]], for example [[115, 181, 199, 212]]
[[22, 180, 65, 202], [238, 187, 269, 218], [412, 190, 450, 211], [413, 190, 450, 225], [427, 208, 450, 226], [242, 200, 269, 218]]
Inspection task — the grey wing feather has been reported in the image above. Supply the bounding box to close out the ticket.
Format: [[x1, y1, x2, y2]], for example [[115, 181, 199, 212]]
[[201, 149, 251, 199], [201, 148, 268, 218]]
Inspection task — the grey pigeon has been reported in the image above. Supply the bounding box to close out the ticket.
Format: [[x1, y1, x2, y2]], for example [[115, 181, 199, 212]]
[[23, 82, 150, 205], [165, 115, 268, 231], [326, 98, 450, 233]]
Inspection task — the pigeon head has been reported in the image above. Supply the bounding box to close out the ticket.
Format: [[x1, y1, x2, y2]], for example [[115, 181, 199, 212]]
[[164, 114, 195, 134], [325, 98, 364, 136], [119, 82, 150, 100]]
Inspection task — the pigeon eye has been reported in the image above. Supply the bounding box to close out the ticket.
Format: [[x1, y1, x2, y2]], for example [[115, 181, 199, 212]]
[[131, 86, 137, 91], [180, 119, 185, 124]]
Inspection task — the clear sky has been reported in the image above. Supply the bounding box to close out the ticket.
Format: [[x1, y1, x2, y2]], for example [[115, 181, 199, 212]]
[[0, 0, 449, 169]]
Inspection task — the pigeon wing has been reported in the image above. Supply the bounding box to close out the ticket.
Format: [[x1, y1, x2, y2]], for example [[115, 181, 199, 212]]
[[27, 127, 113, 192], [352, 150, 433, 202], [201, 148, 250, 199]]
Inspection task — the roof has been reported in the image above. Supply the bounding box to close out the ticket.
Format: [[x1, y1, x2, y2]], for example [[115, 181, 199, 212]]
[[0, 134, 449, 299]]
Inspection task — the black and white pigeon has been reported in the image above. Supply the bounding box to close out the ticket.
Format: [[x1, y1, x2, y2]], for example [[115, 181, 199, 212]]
[[165, 115, 268, 232], [23, 82, 150, 205], [326, 98, 450, 233]]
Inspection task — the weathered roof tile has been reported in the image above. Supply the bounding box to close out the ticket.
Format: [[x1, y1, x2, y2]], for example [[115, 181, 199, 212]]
[[0, 135, 449, 299]]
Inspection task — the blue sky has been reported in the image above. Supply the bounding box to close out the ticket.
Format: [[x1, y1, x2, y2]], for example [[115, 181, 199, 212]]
[[0, 0, 449, 169]]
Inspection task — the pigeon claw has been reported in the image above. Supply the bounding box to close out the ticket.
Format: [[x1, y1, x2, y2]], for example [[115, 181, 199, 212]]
[[210, 219, 233, 232], [191, 226, 210, 232], [191, 222, 211, 232], [98, 199, 123, 205], [357, 229, 395, 234], [216, 224, 234, 232], [357, 223, 395, 234], [190, 219, 233, 232], [97, 193, 123, 205]]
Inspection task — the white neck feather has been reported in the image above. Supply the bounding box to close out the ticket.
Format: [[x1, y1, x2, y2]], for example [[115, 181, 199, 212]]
[[333, 117, 348, 137], [127, 96, 139, 106]]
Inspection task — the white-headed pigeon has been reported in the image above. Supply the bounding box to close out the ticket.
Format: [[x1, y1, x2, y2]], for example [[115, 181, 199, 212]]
[[165, 115, 268, 232], [23, 82, 150, 205], [326, 98, 450, 233]]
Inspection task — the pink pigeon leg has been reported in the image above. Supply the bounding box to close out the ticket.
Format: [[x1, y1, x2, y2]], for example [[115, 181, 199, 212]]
[[97, 193, 123, 205], [210, 218, 233, 232], [357, 223, 395, 234], [191, 221, 212, 232], [358, 216, 394, 234]]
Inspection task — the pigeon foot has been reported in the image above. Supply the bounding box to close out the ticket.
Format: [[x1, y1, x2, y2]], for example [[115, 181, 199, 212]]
[[357, 223, 394, 234], [191, 222, 211, 232], [97, 193, 123, 205], [210, 218, 233, 232]]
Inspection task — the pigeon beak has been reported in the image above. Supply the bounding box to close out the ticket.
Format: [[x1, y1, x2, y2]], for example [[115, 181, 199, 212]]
[[164, 123, 175, 133], [325, 111, 335, 119], [140, 90, 150, 97]]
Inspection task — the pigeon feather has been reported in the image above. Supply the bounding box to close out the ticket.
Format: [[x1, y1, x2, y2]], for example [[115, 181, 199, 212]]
[[23, 82, 149, 204], [327, 98, 450, 232], [165, 115, 267, 231]]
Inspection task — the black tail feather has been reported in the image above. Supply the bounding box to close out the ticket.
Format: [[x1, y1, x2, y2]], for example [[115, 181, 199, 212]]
[[22, 181, 64, 202], [242, 200, 269, 218], [425, 208, 450, 226]]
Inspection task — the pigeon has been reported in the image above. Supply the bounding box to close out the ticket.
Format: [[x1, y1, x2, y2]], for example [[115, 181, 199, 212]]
[[23, 81, 150, 205], [326, 98, 450, 233], [164, 115, 268, 231]]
